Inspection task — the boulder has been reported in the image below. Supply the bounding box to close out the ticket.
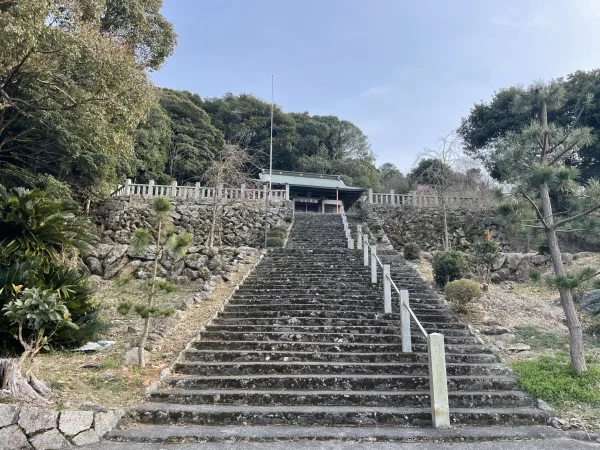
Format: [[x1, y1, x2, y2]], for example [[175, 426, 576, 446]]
[[0, 404, 19, 428], [72, 429, 100, 446], [29, 429, 69, 450], [93, 410, 123, 437], [122, 347, 148, 366], [59, 410, 94, 436], [18, 406, 58, 435], [86, 257, 103, 276], [103, 257, 130, 279], [103, 244, 128, 266], [0, 425, 29, 450]]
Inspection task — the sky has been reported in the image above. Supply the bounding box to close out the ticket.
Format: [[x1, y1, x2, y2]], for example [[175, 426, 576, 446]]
[[153, 0, 600, 172]]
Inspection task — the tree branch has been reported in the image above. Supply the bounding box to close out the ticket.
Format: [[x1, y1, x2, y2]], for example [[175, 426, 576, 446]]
[[553, 203, 600, 228], [520, 192, 549, 229]]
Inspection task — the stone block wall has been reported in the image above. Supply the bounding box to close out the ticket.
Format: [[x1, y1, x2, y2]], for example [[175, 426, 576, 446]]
[[86, 197, 292, 281], [0, 404, 122, 448], [371, 205, 510, 252]]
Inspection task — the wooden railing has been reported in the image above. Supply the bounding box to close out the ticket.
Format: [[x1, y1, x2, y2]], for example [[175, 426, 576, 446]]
[[366, 189, 485, 208], [111, 179, 288, 201]]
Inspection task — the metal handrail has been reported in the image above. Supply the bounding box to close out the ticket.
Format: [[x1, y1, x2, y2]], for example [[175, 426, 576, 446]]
[[387, 275, 428, 338]]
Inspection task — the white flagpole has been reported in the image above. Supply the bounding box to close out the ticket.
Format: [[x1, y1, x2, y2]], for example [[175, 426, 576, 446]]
[[269, 75, 274, 192]]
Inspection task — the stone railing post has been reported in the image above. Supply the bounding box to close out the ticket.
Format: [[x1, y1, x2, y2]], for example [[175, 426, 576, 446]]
[[412, 191, 417, 206], [263, 184, 267, 201], [170, 180, 177, 198], [368, 188, 373, 204], [348, 238, 354, 249], [124, 179, 132, 195], [147, 180, 154, 196], [357, 225, 363, 250], [390, 189, 395, 205], [285, 183, 290, 201], [428, 333, 450, 429], [240, 183, 246, 200], [383, 264, 391, 314], [400, 289, 412, 353], [363, 237, 369, 267], [193, 182, 200, 200], [217, 183, 223, 199], [370, 245, 377, 284]]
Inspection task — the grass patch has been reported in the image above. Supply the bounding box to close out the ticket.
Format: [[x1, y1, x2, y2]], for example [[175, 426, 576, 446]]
[[512, 356, 600, 406], [514, 326, 569, 351]]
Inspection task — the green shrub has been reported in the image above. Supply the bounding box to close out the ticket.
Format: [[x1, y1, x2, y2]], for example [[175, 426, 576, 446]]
[[403, 243, 421, 261], [444, 279, 482, 312], [284, 216, 293, 223], [267, 237, 285, 248], [269, 230, 286, 239], [433, 250, 469, 286], [512, 357, 600, 406]]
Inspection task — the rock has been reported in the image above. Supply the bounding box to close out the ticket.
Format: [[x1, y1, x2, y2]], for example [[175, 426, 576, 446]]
[[94, 243, 114, 260], [537, 399, 554, 413], [103, 256, 130, 279], [482, 326, 511, 336], [121, 259, 142, 277], [182, 268, 199, 280], [172, 275, 191, 284], [184, 254, 208, 270], [179, 297, 194, 310], [494, 333, 516, 343], [86, 257, 103, 276], [59, 410, 94, 436], [0, 425, 29, 450], [506, 253, 524, 271], [221, 274, 231, 282], [122, 347, 148, 366], [126, 245, 156, 260], [193, 292, 209, 303], [93, 410, 122, 437], [491, 254, 506, 271], [0, 404, 19, 428], [29, 429, 69, 449], [72, 428, 100, 446], [507, 343, 531, 352], [103, 244, 128, 266], [18, 406, 59, 434]]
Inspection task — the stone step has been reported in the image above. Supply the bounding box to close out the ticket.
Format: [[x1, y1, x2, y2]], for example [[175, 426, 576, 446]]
[[223, 305, 455, 317], [173, 361, 511, 377], [164, 373, 517, 391], [125, 403, 548, 427], [190, 340, 491, 355], [180, 349, 497, 364], [195, 331, 481, 345], [105, 424, 562, 444], [217, 311, 462, 324], [148, 389, 535, 408], [204, 325, 473, 337]]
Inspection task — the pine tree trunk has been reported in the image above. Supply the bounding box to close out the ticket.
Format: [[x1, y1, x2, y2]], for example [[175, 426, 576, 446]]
[[0, 358, 49, 404], [540, 183, 587, 374]]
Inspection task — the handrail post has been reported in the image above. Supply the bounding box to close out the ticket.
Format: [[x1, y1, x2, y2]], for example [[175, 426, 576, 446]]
[[363, 237, 369, 267], [428, 333, 450, 429], [124, 179, 131, 195], [170, 180, 177, 198], [370, 245, 377, 284], [357, 225, 362, 250], [148, 180, 155, 197], [348, 238, 354, 249], [400, 289, 412, 353], [383, 265, 391, 314]]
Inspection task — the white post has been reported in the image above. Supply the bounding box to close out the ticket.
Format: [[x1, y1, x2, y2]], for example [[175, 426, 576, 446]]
[[390, 189, 395, 205], [194, 182, 200, 199], [363, 237, 369, 267], [400, 289, 412, 353], [357, 225, 363, 250], [348, 238, 354, 249], [148, 180, 155, 196], [428, 333, 450, 429], [383, 265, 391, 314], [285, 183, 290, 201], [368, 188, 373, 204], [170, 180, 177, 198], [240, 183, 246, 200], [370, 245, 377, 284], [124, 179, 132, 195], [218, 183, 223, 199]]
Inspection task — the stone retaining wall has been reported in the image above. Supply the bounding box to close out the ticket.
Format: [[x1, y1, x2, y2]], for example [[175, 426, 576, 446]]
[[0, 404, 122, 448], [371, 205, 510, 252]]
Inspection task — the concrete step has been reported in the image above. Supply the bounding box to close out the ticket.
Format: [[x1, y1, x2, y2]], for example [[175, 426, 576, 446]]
[[125, 403, 548, 427], [164, 374, 517, 391], [148, 389, 535, 408], [180, 349, 497, 364], [204, 325, 473, 337], [173, 361, 511, 377]]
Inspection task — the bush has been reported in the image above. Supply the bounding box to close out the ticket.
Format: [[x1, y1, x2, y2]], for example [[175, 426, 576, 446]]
[[512, 356, 600, 406], [267, 237, 285, 248], [269, 230, 286, 239], [433, 250, 469, 286], [284, 216, 293, 223], [403, 243, 421, 261], [444, 279, 482, 312]]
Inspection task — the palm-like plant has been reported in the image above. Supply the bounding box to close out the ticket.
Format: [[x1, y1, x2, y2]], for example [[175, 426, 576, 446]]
[[0, 186, 97, 270]]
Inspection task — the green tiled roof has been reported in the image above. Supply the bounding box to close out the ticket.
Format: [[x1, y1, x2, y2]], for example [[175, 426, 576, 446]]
[[259, 170, 363, 191]]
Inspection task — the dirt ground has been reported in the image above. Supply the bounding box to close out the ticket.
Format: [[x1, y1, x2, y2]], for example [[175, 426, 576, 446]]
[[410, 254, 600, 432], [33, 252, 260, 410]]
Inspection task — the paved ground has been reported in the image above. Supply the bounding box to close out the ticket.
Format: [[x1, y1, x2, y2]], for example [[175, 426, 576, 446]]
[[82, 439, 600, 450]]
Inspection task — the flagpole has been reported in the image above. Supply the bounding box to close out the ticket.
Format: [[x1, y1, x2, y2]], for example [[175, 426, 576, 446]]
[[269, 75, 274, 191]]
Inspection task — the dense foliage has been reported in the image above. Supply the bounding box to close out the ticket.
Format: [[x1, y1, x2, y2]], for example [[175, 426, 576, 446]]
[[433, 250, 470, 287], [0, 0, 176, 204], [0, 187, 102, 350]]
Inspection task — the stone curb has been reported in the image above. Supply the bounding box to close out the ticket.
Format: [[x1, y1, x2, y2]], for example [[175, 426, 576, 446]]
[[0, 404, 123, 448]]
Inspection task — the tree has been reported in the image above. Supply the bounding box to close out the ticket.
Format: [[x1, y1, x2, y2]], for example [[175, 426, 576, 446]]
[[491, 81, 600, 374], [119, 197, 191, 367], [0, 0, 175, 203], [203, 143, 260, 248], [458, 69, 600, 183], [411, 134, 463, 250], [379, 163, 412, 194]]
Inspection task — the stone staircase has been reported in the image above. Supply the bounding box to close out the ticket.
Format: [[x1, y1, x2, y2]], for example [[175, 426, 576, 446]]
[[105, 213, 549, 445]]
